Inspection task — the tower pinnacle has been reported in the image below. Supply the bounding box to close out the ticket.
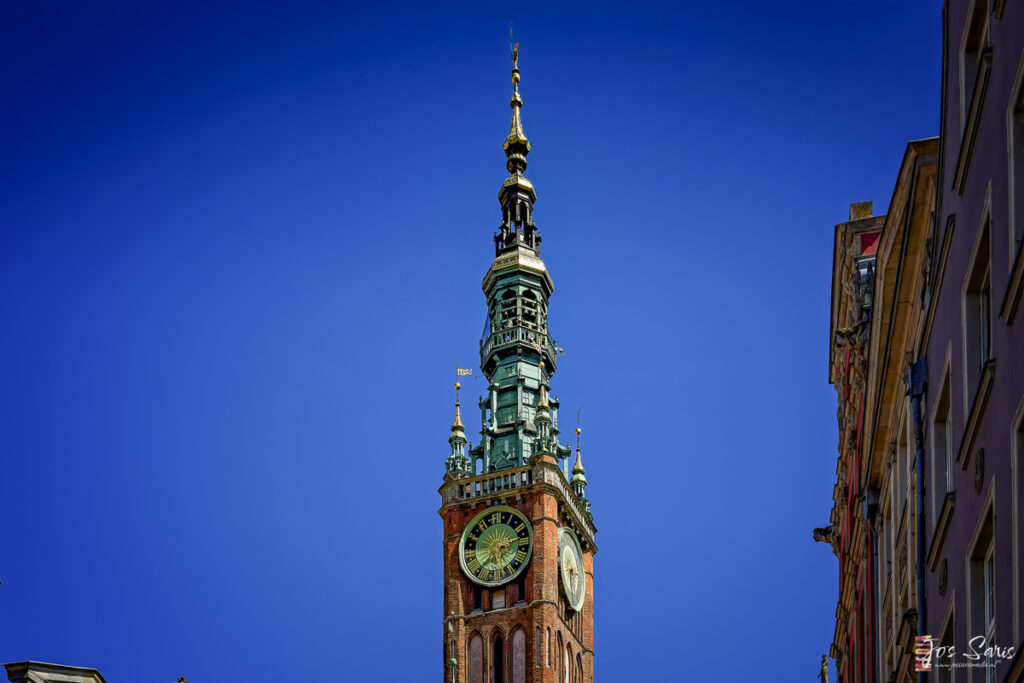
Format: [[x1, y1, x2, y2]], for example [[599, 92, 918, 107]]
[[495, 32, 540, 256], [571, 425, 590, 513], [503, 29, 530, 175], [445, 382, 470, 476]]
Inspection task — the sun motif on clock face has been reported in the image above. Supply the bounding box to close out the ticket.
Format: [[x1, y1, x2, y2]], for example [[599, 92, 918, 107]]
[[459, 506, 533, 587], [558, 527, 585, 612]]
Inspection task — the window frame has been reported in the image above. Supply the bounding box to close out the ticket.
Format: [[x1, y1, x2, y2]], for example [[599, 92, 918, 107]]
[[961, 191, 993, 422], [958, 0, 990, 131]]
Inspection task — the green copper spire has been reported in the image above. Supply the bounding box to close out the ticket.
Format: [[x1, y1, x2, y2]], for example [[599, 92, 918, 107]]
[[466, 38, 569, 477], [445, 38, 591, 517], [445, 382, 472, 476]]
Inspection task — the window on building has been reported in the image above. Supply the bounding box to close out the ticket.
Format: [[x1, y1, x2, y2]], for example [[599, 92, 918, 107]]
[[932, 366, 954, 519], [969, 507, 995, 683], [1010, 56, 1024, 260], [512, 629, 526, 683], [964, 220, 992, 399], [512, 576, 526, 605], [936, 611, 955, 683], [556, 632, 563, 682], [897, 419, 909, 515], [959, 0, 990, 128], [546, 628, 551, 668], [492, 635, 505, 683], [1014, 406, 1024, 642], [492, 588, 506, 610], [535, 627, 542, 668], [984, 547, 996, 683], [469, 634, 484, 683]]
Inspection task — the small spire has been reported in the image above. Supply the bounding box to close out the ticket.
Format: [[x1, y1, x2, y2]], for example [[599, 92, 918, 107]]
[[571, 418, 589, 513], [503, 26, 530, 175], [572, 427, 586, 478], [451, 382, 465, 432], [446, 381, 471, 477]]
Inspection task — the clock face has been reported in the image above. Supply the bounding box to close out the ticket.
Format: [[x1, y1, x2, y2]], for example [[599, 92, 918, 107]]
[[459, 505, 533, 587], [558, 527, 585, 612]]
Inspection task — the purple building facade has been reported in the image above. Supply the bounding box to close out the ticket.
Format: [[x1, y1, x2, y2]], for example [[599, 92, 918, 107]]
[[922, 1, 1024, 681]]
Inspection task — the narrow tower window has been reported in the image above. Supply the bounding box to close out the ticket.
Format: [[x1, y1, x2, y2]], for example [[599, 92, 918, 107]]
[[546, 628, 551, 668], [469, 634, 483, 683], [492, 635, 505, 683], [512, 629, 526, 683]]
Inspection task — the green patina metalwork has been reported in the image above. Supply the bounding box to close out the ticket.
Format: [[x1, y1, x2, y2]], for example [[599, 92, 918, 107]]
[[444, 44, 588, 507]]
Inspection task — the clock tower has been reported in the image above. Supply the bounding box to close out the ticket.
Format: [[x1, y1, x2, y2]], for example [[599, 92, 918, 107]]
[[439, 41, 596, 683]]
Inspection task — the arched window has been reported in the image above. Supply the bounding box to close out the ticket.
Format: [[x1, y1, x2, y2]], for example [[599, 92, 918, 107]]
[[512, 629, 526, 683], [491, 633, 505, 683], [556, 632, 564, 682], [577, 653, 583, 683], [546, 628, 551, 668], [535, 627, 542, 668], [469, 634, 483, 683], [566, 644, 573, 683]]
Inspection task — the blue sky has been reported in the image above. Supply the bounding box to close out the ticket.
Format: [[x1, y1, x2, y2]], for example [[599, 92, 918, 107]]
[[1, 1, 940, 680]]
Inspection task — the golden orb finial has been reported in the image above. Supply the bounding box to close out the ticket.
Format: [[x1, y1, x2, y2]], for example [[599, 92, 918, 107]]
[[455, 382, 461, 391], [576, 427, 581, 435]]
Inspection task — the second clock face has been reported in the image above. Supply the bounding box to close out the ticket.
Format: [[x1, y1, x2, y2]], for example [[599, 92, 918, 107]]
[[559, 527, 586, 612], [460, 506, 533, 587]]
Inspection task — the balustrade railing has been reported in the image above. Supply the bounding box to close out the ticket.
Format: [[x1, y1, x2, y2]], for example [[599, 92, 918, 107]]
[[479, 326, 556, 360], [453, 468, 534, 502]]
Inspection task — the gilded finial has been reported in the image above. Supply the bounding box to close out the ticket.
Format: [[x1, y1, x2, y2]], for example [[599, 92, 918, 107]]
[[572, 410, 586, 484], [572, 408, 585, 475], [451, 382, 465, 431], [503, 26, 530, 175]]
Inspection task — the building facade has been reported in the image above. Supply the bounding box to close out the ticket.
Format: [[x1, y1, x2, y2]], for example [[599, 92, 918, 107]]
[[926, 0, 1024, 681], [823, 199, 886, 683], [822, 1, 1024, 680], [438, 44, 596, 683], [822, 139, 939, 683]]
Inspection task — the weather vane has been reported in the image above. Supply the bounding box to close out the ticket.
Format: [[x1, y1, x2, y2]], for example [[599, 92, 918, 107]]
[[510, 23, 518, 71]]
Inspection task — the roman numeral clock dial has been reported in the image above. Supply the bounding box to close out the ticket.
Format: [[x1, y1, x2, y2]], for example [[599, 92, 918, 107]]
[[559, 527, 586, 612], [459, 506, 533, 587]]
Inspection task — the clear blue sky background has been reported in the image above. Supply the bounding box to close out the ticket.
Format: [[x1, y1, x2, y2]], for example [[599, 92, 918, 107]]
[[1, 2, 939, 680]]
